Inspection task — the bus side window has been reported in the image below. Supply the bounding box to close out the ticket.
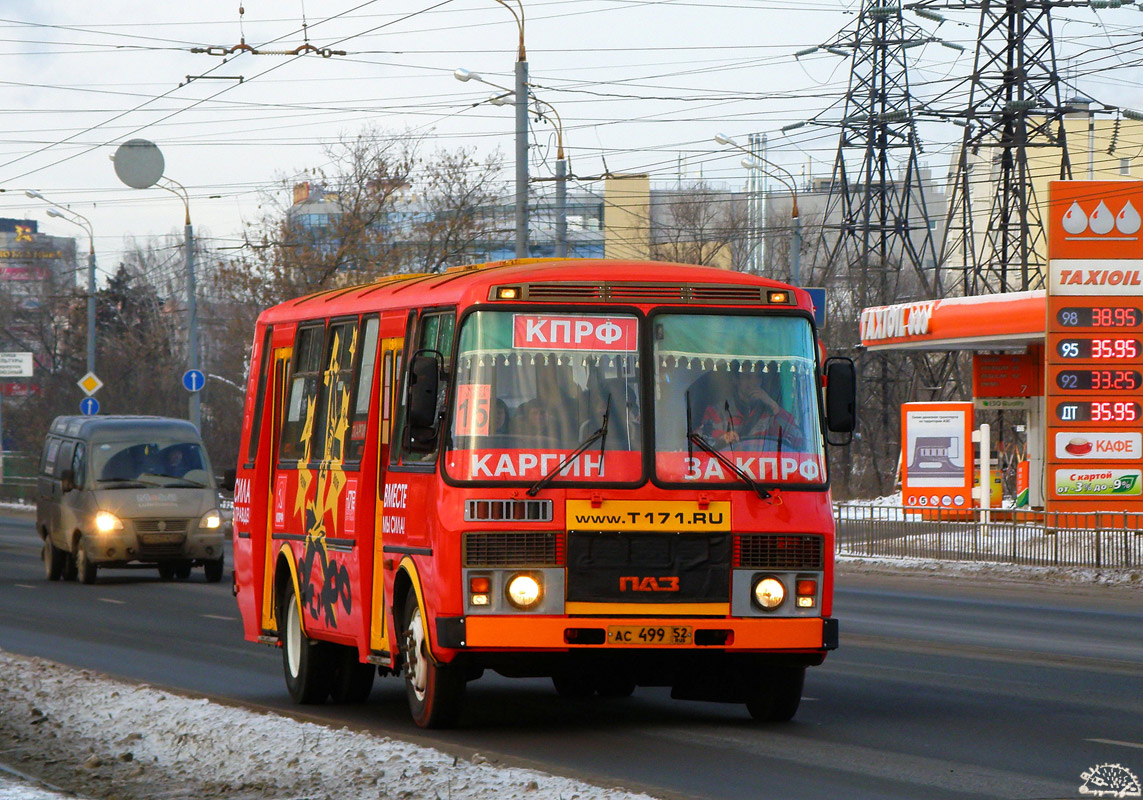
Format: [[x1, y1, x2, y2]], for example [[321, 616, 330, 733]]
[[245, 327, 274, 467], [280, 324, 325, 463], [315, 319, 358, 463], [393, 309, 454, 466], [381, 351, 394, 444], [345, 316, 379, 464]]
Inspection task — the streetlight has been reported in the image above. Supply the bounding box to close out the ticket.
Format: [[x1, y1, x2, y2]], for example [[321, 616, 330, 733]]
[[112, 139, 201, 432], [26, 191, 97, 380], [715, 133, 802, 286], [455, 65, 570, 257]]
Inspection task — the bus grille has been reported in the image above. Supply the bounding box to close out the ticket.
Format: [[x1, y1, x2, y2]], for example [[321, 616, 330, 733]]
[[464, 531, 564, 567], [735, 534, 823, 570]]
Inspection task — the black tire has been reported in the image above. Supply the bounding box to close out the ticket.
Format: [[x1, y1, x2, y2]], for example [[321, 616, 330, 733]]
[[203, 557, 224, 584], [401, 586, 465, 728], [745, 667, 805, 722], [158, 562, 176, 581], [174, 562, 193, 580], [552, 672, 595, 698], [62, 549, 78, 582], [595, 674, 636, 698], [74, 538, 97, 585], [280, 580, 332, 704], [329, 646, 376, 704], [43, 538, 65, 581]]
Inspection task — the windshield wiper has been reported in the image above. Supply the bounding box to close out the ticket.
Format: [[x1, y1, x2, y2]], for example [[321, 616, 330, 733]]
[[684, 394, 771, 500], [527, 398, 610, 497]]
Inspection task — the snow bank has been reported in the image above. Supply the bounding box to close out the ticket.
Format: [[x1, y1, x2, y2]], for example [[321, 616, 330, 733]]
[[0, 649, 659, 800]]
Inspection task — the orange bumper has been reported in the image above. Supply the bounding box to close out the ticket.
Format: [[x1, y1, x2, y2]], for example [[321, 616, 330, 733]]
[[463, 615, 829, 651]]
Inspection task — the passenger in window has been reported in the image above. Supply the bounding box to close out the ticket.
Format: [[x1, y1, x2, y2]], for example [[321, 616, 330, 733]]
[[695, 367, 804, 449], [492, 399, 510, 435]]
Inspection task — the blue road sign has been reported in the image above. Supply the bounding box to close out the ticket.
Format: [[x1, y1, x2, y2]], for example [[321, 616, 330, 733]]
[[80, 397, 100, 416], [182, 369, 206, 393], [804, 287, 827, 329]]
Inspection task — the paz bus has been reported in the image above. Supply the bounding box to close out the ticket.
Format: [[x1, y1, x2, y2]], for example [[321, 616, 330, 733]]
[[230, 258, 856, 728]]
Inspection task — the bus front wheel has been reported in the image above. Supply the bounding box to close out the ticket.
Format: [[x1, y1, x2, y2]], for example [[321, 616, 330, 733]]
[[745, 666, 805, 722], [281, 581, 332, 704], [400, 587, 465, 728]]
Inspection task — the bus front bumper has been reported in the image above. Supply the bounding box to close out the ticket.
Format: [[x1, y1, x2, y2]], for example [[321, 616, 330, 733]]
[[436, 615, 838, 652]]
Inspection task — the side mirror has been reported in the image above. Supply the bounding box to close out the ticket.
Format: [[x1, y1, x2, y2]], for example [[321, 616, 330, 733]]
[[404, 350, 443, 453], [220, 468, 237, 493], [824, 356, 856, 441], [60, 469, 76, 493]]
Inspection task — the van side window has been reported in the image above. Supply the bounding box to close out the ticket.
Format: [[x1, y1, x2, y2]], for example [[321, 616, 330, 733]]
[[393, 309, 455, 467], [55, 441, 75, 479], [280, 324, 325, 462], [72, 443, 86, 489], [246, 327, 274, 466], [42, 437, 60, 475], [314, 319, 358, 463], [346, 316, 379, 464]]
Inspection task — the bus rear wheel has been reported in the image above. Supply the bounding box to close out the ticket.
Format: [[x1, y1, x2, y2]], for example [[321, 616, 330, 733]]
[[329, 646, 375, 704], [281, 581, 332, 704], [401, 587, 465, 728], [745, 666, 805, 722]]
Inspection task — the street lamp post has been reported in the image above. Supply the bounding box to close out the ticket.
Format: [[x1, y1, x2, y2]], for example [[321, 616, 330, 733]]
[[26, 191, 96, 379], [456, 63, 570, 258], [160, 179, 200, 433], [715, 133, 802, 286], [498, 0, 530, 258]]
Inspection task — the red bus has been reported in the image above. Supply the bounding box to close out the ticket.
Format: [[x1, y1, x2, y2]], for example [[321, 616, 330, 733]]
[[230, 258, 855, 728]]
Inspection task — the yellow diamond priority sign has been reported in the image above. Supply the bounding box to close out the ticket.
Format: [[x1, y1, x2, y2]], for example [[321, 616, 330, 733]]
[[78, 372, 103, 396]]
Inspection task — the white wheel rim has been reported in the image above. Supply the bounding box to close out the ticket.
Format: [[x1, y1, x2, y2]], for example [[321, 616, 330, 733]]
[[407, 605, 428, 700], [286, 599, 302, 678]]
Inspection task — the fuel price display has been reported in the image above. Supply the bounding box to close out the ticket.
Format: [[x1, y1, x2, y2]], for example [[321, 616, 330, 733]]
[[1055, 368, 1143, 391], [1056, 338, 1141, 359], [1055, 400, 1142, 423], [1056, 306, 1142, 328]]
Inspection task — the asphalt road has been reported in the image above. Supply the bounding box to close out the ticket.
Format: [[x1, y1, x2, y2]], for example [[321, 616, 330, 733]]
[[2, 511, 1141, 800]]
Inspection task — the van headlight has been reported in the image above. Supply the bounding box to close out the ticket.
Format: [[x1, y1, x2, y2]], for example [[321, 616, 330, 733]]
[[94, 511, 123, 533], [199, 510, 222, 530], [505, 573, 543, 610]]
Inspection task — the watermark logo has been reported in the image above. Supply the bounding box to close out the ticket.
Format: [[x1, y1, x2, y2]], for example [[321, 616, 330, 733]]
[[1079, 763, 1141, 798]]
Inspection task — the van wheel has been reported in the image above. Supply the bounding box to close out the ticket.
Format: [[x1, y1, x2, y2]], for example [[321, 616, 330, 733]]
[[745, 667, 805, 722], [329, 646, 375, 704], [204, 557, 224, 584], [401, 587, 465, 728], [281, 580, 332, 704], [175, 562, 192, 580], [74, 538, 97, 585], [62, 550, 78, 582], [158, 562, 176, 581], [43, 538, 66, 581]]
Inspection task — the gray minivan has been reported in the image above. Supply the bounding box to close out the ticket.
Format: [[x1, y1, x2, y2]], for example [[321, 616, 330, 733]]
[[36, 415, 225, 585]]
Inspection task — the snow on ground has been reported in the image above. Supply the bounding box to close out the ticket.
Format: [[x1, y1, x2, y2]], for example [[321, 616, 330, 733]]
[[0, 649, 659, 800]]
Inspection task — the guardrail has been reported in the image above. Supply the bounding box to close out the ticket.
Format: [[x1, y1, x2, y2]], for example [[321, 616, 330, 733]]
[[835, 504, 1143, 569], [0, 477, 37, 508]]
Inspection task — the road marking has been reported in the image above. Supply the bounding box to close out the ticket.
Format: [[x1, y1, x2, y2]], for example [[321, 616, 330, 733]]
[[99, 598, 126, 605], [1087, 738, 1143, 750], [14, 584, 36, 590], [201, 614, 236, 621]]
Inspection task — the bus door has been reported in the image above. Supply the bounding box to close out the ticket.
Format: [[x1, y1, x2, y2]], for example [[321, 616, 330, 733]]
[[369, 335, 403, 657], [260, 345, 292, 635]]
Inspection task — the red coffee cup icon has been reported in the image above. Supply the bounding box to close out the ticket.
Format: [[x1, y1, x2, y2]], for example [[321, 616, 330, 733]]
[[1065, 437, 1093, 456]]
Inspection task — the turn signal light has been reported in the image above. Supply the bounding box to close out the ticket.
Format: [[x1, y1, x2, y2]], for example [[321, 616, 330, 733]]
[[796, 578, 817, 608], [469, 576, 491, 607]]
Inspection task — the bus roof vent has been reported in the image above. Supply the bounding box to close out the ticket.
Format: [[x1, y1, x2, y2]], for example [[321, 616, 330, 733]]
[[510, 282, 767, 305]]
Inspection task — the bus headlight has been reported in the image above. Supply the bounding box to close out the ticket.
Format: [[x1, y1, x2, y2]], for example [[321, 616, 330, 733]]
[[94, 511, 123, 533], [752, 576, 785, 610], [505, 573, 543, 610], [199, 510, 222, 530]]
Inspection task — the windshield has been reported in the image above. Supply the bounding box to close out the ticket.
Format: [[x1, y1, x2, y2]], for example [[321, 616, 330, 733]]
[[92, 440, 212, 488], [445, 310, 643, 483], [652, 313, 825, 486]]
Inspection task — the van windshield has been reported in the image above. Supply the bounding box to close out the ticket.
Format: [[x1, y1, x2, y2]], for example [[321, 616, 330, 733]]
[[92, 440, 212, 488]]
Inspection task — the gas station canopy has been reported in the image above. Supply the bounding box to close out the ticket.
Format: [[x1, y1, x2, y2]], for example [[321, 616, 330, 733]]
[[860, 290, 1045, 352]]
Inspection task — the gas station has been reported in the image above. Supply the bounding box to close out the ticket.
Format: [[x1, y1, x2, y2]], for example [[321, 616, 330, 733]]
[[859, 180, 1143, 519]]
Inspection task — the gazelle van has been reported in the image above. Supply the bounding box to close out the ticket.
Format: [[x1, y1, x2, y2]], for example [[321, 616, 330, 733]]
[[36, 415, 225, 585]]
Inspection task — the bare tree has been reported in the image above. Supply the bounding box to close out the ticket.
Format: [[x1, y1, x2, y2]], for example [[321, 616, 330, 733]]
[[650, 183, 748, 267]]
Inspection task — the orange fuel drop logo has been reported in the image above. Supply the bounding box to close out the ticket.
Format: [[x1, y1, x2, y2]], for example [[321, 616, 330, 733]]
[[619, 576, 680, 592]]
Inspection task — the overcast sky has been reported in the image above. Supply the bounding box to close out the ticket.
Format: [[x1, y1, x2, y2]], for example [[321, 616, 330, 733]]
[[0, 0, 1139, 283]]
